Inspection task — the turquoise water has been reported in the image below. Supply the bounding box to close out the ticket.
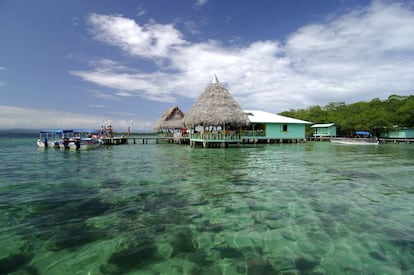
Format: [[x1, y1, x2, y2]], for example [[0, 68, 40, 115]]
[[0, 134, 413, 274]]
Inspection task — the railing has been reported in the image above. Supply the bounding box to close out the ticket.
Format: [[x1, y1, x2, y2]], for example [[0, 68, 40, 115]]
[[313, 133, 332, 137], [159, 132, 190, 138], [241, 131, 266, 137], [190, 131, 268, 141], [190, 133, 241, 142]]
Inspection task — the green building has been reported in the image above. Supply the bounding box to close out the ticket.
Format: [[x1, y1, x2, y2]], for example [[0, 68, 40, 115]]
[[310, 123, 337, 138], [380, 128, 414, 139], [243, 110, 312, 143]]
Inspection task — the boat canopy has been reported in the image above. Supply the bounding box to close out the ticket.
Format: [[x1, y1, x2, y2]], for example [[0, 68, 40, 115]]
[[356, 131, 370, 136], [40, 130, 63, 134]]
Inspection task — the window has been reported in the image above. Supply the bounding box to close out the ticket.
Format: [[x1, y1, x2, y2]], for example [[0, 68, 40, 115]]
[[282, 124, 288, 132]]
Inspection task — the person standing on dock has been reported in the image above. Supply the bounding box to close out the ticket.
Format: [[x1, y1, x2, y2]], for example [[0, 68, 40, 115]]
[[108, 125, 113, 138], [127, 126, 131, 137]]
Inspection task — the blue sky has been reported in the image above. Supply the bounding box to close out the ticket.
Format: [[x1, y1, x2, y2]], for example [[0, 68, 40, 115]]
[[1, 0, 414, 131]]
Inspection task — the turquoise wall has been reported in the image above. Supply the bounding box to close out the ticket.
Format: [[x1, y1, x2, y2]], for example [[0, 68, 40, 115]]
[[265, 123, 306, 139], [381, 129, 414, 138], [313, 126, 336, 136]]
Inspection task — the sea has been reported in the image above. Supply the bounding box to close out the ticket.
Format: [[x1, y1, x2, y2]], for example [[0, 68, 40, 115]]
[[0, 131, 413, 274]]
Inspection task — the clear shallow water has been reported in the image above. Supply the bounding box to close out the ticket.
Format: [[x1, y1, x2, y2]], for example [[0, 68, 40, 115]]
[[0, 134, 413, 274]]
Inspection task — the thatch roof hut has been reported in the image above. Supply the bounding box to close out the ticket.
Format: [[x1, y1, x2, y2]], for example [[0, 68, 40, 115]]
[[153, 106, 185, 130], [184, 76, 250, 127]]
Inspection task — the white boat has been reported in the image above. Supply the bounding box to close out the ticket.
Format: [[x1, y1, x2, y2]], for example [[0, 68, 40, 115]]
[[330, 137, 379, 145], [330, 131, 379, 145], [37, 129, 101, 150], [80, 137, 101, 150], [37, 130, 65, 148], [66, 138, 101, 150], [65, 129, 101, 150]]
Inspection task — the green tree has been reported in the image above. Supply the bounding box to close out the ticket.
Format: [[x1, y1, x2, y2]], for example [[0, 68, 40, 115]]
[[277, 94, 413, 137], [396, 95, 414, 127]]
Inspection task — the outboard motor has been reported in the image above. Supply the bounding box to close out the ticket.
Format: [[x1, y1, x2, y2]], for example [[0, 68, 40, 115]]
[[44, 137, 48, 148]]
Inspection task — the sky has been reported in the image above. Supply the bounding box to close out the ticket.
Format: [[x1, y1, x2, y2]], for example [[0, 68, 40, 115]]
[[1, 0, 414, 131]]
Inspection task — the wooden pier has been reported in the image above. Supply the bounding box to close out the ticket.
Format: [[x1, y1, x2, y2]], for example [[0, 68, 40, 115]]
[[379, 138, 414, 144], [101, 136, 414, 146], [307, 136, 331, 142], [101, 136, 190, 145], [306, 137, 414, 144], [101, 137, 129, 145]]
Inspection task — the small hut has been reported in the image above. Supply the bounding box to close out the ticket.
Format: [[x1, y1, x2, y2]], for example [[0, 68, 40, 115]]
[[311, 123, 336, 139], [243, 110, 312, 143], [153, 106, 185, 136], [184, 75, 250, 147]]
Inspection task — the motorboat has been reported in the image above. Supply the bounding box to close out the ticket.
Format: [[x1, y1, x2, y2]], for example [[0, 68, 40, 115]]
[[37, 129, 102, 150], [330, 131, 379, 145], [37, 130, 65, 148], [329, 137, 379, 145], [65, 129, 101, 150]]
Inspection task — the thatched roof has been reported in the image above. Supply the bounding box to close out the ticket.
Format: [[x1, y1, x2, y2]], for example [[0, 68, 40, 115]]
[[153, 106, 185, 130], [184, 76, 250, 127]]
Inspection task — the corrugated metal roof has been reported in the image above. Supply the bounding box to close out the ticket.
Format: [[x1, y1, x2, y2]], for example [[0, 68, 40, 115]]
[[244, 110, 312, 124], [311, 123, 335, 128]]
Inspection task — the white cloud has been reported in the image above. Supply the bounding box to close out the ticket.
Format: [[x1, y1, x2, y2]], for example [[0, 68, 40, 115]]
[[74, 1, 414, 113], [87, 13, 185, 59], [182, 20, 201, 35], [137, 9, 146, 17], [195, 0, 208, 7], [87, 89, 122, 101], [71, 16, 80, 27], [88, 104, 107, 108], [0, 105, 151, 131], [73, 70, 178, 103]]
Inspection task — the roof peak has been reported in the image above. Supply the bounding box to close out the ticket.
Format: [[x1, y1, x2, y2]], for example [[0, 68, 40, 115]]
[[212, 74, 220, 84]]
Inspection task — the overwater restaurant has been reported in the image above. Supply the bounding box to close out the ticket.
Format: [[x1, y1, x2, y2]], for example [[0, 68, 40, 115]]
[[183, 75, 312, 147]]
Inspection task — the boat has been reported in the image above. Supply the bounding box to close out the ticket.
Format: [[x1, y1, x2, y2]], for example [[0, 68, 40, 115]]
[[330, 131, 379, 145], [65, 138, 101, 150], [330, 137, 379, 145], [37, 129, 102, 150], [65, 129, 101, 150], [37, 130, 65, 148]]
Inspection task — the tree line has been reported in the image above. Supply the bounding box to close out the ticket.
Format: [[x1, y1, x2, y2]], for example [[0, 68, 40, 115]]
[[279, 95, 414, 136]]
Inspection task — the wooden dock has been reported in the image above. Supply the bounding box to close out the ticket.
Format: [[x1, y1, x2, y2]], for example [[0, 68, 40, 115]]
[[306, 137, 414, 144], [101, 136, 190, 145], [101, 136, 414, 146], [379, 138, 414, 144]]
